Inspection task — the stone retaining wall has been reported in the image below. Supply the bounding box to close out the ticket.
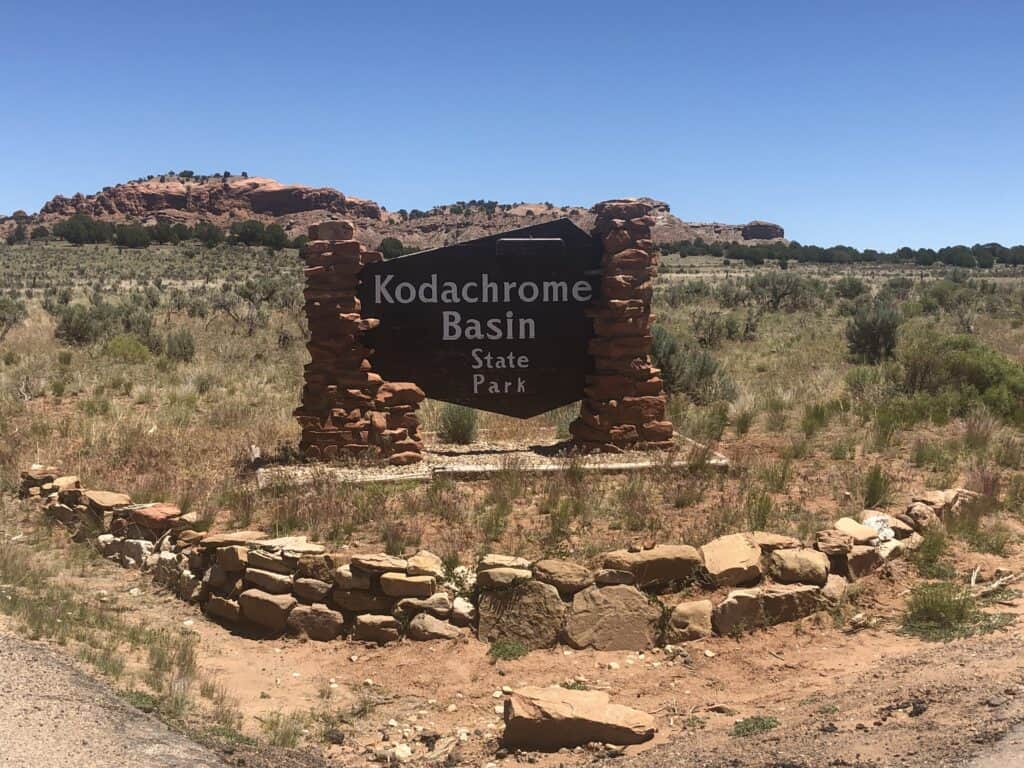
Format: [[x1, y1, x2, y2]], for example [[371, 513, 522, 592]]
[[20, 464, 977, 652]]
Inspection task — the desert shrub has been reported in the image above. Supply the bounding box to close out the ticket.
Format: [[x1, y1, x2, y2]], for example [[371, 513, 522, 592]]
[[902, 582, 977, 640], [742, 271, 825, 312], [899, 328, 1024, 424], [846, 301, 901, 363], [438, 403, 478, 444], [0, 296, 27, 340], [165, 328, 196, 362], [379, 237, 407, 260], [833, 275, 867, 299], [102, 333, 152, 364], [54, 303, 119, 345], [652, 325, 735, 404], [910, 528, 954, 578], [862, 464, 894, 508]]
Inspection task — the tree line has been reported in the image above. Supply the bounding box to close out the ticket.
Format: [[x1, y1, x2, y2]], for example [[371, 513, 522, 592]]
[[665, 239, 1024, 268]]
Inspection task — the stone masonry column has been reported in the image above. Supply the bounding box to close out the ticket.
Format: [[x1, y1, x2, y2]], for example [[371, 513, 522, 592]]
[[295, 221, 425, 465], [569, 199, 674, 452]]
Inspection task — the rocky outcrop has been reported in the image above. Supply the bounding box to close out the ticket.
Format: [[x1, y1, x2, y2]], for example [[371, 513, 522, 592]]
[[741, 220, 785, 240]]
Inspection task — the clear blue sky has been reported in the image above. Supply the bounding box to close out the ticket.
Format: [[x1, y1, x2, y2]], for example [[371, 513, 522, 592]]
[[2, 1, 1022, 250]]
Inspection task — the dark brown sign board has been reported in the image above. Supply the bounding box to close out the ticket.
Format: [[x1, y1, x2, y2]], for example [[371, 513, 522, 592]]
[[359, 218, 601, 418]]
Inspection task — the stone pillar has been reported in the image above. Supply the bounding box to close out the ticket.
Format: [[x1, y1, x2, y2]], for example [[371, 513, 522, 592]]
[[569, 199, 674, 452], [295, 221, 425, 466]]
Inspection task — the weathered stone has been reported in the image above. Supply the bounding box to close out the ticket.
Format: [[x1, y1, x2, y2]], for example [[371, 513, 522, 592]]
[[248, 550, 294, 575], [295, 554, 333, 582], [244, 568, 293, 594], [238, 589, 296, 632], [834, 517, 878, 545], [478, 580, 565, 650], [408, 613, 461, 641], [152, 551, 180, 587], [565, 585, 661, 651], [52, 475, 80, 492], [406, 550, 444, 579], [902, 502, 941, 531], [602, 545, 702, 587], [532, 559, 594, 597], [205, 595, 241, 623], [700, 534, 762, 587], [477, 567, 532, 590], [712, 589, 764, 636], [333, 563, 372, 591], [665, 599, 713, 643], [350, 553, 407, 574], [255, 536, 325, 557], [394, 593, 452, 620], [815, 529, 853, 556], [858, 510, 915, 539], [451, 596, 476, 627], [503, 686, 656, 750], [761, 584, 823, 625], [84, 490, 131, 511], [380, 572, 436, 598], [821, 574, 849, 605], [353, 614, 402, 644], [478, 553, 531, 571], [287, 603, 345, 641], [847, 545, 883, 579], [769, 548, 829, 586], [201, 530, 267, 548], [293, 578, 332, 604], [593, 568, 635, 586], [122, 539, 153, 567], [331, 589, 395, 614], [748, 531, 801, 552], [877, 539, 905, 562], [217, 545, 248, 571], [96, 533, 120, 558], [202, 563, 229, 590]]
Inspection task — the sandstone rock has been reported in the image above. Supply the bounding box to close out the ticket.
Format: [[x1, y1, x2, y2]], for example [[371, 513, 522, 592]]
[[769, 548, 829, 586], [244, 568, 293, 594], [380, 572, 436, 598], [350, 553, 407, 574], [294, 578, 332, 603], [712, 589, 763, 636], [593, 569, 636, 586], [858, 510, 914, 539], [353, 614, 402, 644], [202, 563, 229, 590], [815, 529, 853, 556], [478, 553, 531, 571], [406, 550, 444, 579], [311, 220, 355, 240], [748, 531, 801, 552], [248, 550, 294, 575], [238, 589, 296, 632], [84, 490, 131, 511], [665, 599, 713, 642], [478, 580, 565, 650], [821, 574, 849, 605], [761, 584, 823, 624], [287, 603, 345, 641], [700, 534, 762, 587], [394, 593, 452, 620], [565, 585, 661, 651], [877, 539, 905, 562], [834, 517, 878, 545], [333, 563, 372, 591], [503, 686, 656, 750], [451, 596, 476, 627], [152, 551, 180, 586], [408, 613, 461, 641], [128, 503, 191, 533], [52, 475, 80, 492], [96, 533, 120, 559], [847, 545, 883, 579], [201, 530, 268, 548], [902, 502, 941, 531], [205, 595, 241, 623], [331, 589, 395, 614], [602, 544, 702, 587], [477, 567, 532, 590], [216, 545, 248, 572], [122, 539, 154, 567], [532, 559, 594, 597], [255, 536, 326, 557], [295, 554, 333, 582]]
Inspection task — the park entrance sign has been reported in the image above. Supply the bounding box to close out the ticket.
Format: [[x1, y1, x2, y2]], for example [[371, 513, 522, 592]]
[[359, 219, 601, 418], [295, 199, 672, 465]]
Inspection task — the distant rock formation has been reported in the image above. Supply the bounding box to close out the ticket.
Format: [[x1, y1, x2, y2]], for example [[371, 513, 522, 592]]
[[5, 175, 784, 248]]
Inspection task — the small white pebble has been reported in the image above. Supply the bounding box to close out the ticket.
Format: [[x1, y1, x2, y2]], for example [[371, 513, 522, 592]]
[[446, 704, 458, 713], [501, 685, 512, 694], [492, 690, 502, 699], [608, 662, 620, 670], [494, 705, 503, 714]]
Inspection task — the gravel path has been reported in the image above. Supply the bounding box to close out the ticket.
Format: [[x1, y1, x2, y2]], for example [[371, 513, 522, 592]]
[[0, 629, 227, 768]]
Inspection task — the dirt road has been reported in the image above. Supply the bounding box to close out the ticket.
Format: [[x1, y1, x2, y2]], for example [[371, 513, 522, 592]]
[[0, 629, 226, 768]]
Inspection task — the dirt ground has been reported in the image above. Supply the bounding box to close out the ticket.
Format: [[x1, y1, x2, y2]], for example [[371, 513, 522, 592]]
[[3, 527, 1015, 768]]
